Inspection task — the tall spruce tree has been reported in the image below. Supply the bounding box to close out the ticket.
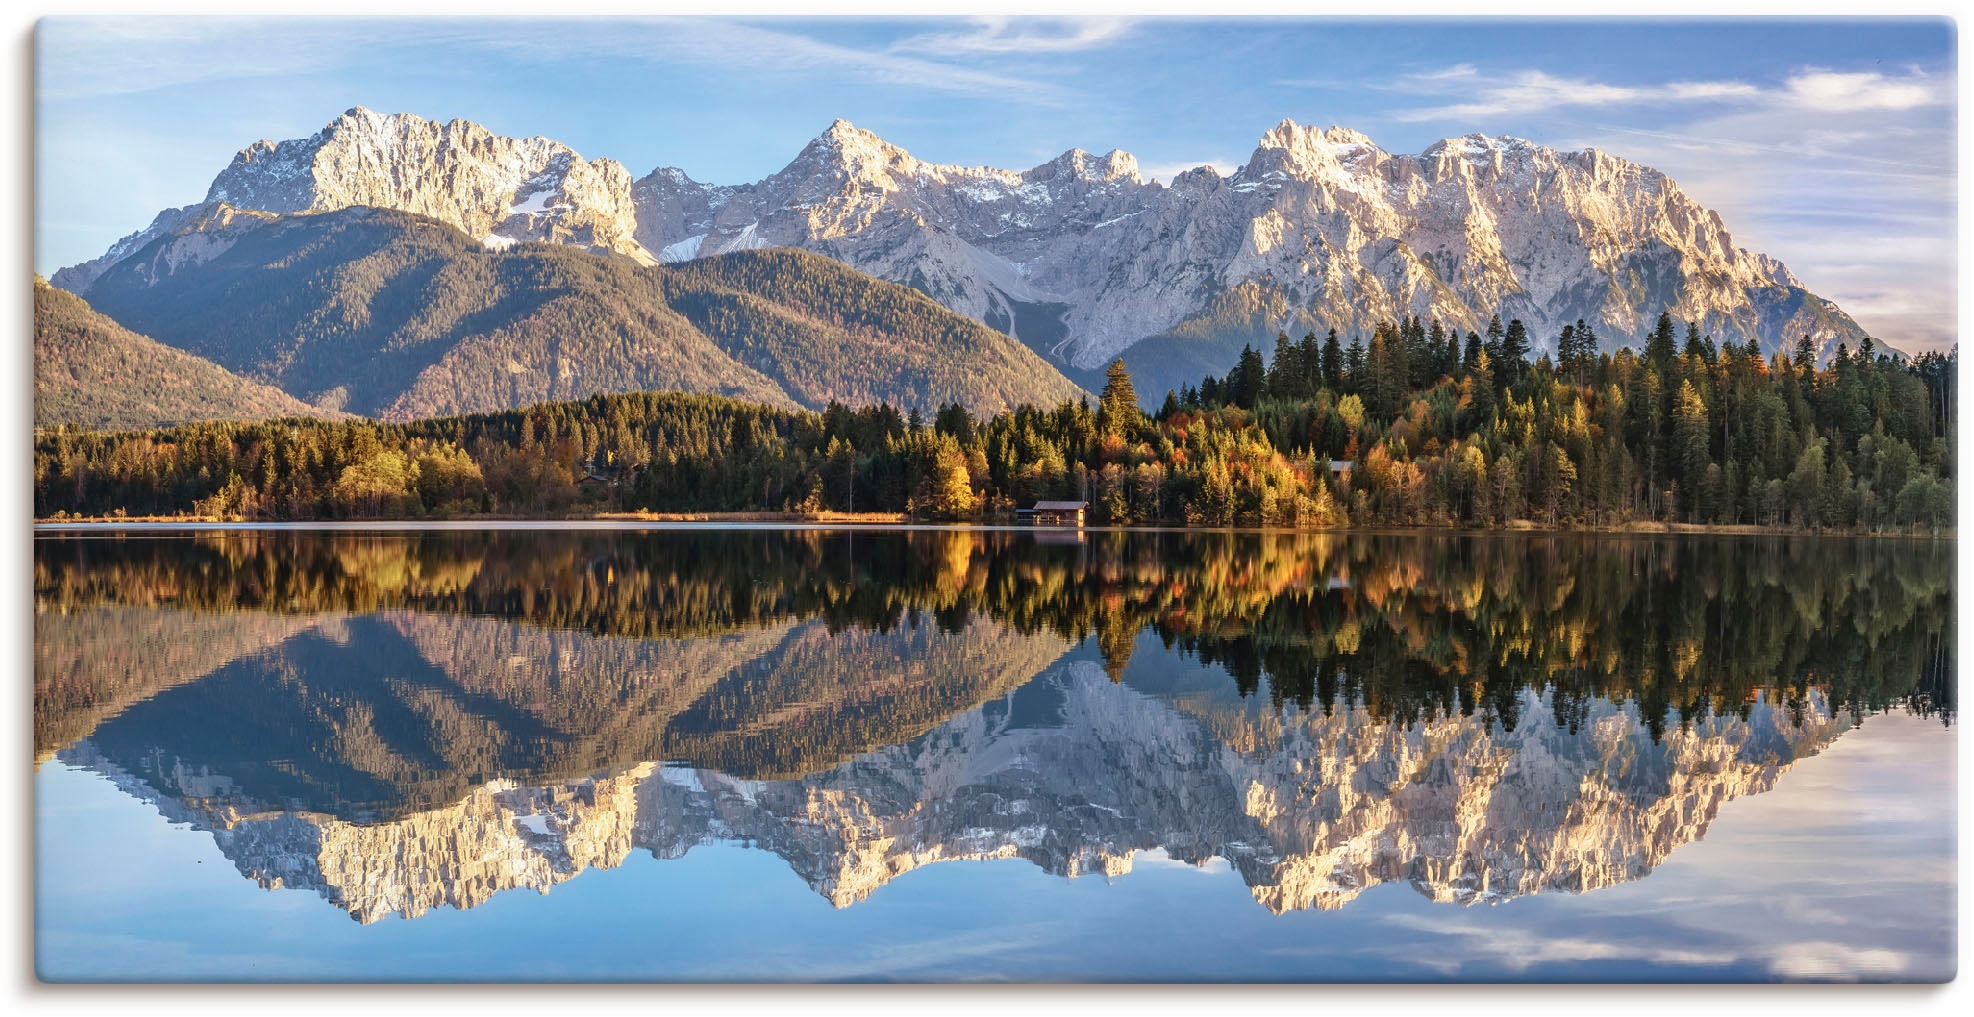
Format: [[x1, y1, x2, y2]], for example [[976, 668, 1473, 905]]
[[1647, 312, 1678, 370], [1497, 318, 1531, 390], [1298, 331, 1323, 395], [1230, 345, 1267, 408], [1268, 331, 1303, 400], [1321, 329, 1345, 392], [1099, 358, 1140, 435]]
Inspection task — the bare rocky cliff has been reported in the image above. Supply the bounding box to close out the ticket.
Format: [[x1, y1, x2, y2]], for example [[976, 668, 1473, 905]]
[[53, 107, 651, 294]]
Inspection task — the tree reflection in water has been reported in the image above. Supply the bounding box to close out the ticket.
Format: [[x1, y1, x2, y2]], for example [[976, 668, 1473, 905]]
[[33, 528, 1954, 921]]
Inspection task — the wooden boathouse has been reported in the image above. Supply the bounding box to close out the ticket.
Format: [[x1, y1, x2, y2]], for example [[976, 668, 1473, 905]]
[[1019, 500, 1088, 526]]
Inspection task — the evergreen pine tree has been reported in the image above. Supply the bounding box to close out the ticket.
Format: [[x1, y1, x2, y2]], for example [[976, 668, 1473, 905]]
[[1231, 345, 1267, 408], [1268, 331, 1302, 400], [1497, 318, 1530, 390], [1427, 319, 1451, 381], [1321, 329, 1345, 392], [1298, 331, 1323, 394], [1683, 321, 1708, 360], [1099, 359, 1141, 436], [1647, 312, 1678, 369]]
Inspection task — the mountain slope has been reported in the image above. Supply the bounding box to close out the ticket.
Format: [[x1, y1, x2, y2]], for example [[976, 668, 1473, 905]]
[[33, 276, 333, 429], [663, 248, 1092, 413], [74, 207, 1088, 419]]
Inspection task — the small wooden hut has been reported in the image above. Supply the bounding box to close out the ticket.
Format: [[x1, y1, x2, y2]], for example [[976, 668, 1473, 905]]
[[1019, 500, 1088, 526]]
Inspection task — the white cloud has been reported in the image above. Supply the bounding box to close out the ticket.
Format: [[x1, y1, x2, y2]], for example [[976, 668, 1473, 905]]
[[891, 17, 1132, 56], [37, 18, 372, 100], [1378, 913, 1737, 974], [1390, 69, 1762, 123], [1387, 64, 1944, 123], [1784, 69, 1944, 112]]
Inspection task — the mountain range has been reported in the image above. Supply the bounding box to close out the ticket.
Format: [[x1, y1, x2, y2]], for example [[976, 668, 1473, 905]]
[[54, 107, 1874, 410], [48, 205, 1085, 423]]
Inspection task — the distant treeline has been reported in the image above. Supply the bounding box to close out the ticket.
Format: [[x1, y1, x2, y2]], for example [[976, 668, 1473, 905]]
[[34, 310, 1956, 531]]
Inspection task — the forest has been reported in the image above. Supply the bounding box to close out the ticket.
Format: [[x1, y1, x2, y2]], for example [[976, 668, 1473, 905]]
[[34, 310, 1956, 532]]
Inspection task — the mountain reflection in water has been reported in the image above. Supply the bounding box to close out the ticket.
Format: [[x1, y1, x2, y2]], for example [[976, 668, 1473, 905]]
[[33, 529, 1954, 924]]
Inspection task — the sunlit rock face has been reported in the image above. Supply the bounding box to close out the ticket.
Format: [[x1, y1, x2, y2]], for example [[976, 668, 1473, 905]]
[[638, 120, 1866, 366], [61, 658, 1853, 922], [52, 107, 652, 294]]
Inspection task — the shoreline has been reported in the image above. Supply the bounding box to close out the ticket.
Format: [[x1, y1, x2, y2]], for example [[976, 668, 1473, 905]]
[[30, 512, 1953, 538]]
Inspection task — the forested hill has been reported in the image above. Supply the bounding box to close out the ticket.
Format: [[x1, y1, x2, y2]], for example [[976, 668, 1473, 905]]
[[33, 277, 335, 431], [34, 310, 1955, 532], [71, 205, 1089, 420]]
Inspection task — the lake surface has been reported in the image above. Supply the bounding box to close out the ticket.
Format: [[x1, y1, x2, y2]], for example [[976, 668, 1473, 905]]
[[32, 527, 1957, 982]]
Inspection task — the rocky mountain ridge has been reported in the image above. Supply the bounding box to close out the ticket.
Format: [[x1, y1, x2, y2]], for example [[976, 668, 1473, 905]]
[[56, 108, 1873, 391], [53, 108, 649, 293]]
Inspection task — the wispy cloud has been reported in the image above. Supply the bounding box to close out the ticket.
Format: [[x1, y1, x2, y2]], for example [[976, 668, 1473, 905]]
[[1388, 67, 1760, 122], [891, 16, 1132, 56], [37, 18, 370, 100], [459, 18, 1079, 105], [38, 16, 1078, 107], [1387, 64, 1946, 123], [1784, 69, 1944, 112]]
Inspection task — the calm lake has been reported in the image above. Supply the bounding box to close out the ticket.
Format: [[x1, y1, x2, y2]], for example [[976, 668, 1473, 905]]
[[31, 526, 1957, 982]]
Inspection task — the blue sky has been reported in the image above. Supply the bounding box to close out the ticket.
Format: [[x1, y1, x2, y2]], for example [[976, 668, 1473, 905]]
[[34, 16, 1958, 349]]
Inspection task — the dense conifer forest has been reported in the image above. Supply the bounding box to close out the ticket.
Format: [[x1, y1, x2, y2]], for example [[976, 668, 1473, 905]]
[[35, 309, 1955, 531], [69, 210, 1087, 419], [32, 277, 334, 430]]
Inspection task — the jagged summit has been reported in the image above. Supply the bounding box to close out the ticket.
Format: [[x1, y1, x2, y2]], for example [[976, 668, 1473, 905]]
[[193, 107, 654, 263], [1036, 147, 1145, 185], [56, 109, 1872, 377], [1256, 119, 1385, 157], [799, 118, 914, 172]]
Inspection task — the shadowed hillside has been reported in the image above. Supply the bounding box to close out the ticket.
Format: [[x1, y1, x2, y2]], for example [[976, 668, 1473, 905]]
[[33, 277, 335, 429], [73, 206, 1089, 420]]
